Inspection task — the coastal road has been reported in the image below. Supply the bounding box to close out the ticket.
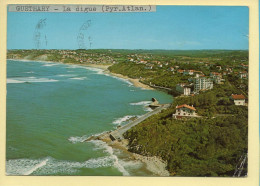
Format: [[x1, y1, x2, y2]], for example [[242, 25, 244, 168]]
[[110, 104, 171, 140]]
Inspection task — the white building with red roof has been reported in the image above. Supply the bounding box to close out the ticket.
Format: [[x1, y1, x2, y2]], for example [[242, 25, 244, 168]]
[[173, 104, 197, 118], [239, 71, 248, 79], [183, 70, 194, 76], [230, 94, 246, 106]]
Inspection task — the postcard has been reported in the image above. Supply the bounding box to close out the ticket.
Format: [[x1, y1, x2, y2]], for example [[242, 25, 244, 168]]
[[1, 1, 259, 186]]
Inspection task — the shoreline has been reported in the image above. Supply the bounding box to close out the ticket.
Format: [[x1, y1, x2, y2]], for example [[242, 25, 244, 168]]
[[91, 132, 170, 176], [8, 58, 170, 176], [7, 58, 153, 90]]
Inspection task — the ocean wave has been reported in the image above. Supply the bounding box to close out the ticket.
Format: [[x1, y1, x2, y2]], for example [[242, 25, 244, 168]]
[[57, 74, 76, 77], [24, 71, 34, 74], [112, 115, 137, 125], [130, 101, 153, 112], [68, 135, 90, 144], [84, 67, 105, 75], [8, 59, 34, 63], [6, 156, 115, 176], [6, 158, 49, 175], [42, 64, 58, 67], [64, 65, 105, 75], [69, 77, 87, 80], [130, 101, 152, 106], [6, 79, 25, 84], [7, 77, 59, 84], [90, 140, 129, 176], [109, 76, 133, 86], [144, 107, 153, 112]]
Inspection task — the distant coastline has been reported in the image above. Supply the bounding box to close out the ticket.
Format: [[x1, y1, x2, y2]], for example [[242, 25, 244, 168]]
[[7, 48, 248, 176], [7, 57, 170, 176], [85, 131, 170, 176], [7, 58, 154, 91]]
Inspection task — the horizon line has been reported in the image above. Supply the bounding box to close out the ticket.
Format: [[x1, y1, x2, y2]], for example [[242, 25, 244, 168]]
[[7, 48, 249, 51]]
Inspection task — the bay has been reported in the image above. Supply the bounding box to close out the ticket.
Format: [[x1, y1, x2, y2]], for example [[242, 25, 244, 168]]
[[6, 60, 173, 176]]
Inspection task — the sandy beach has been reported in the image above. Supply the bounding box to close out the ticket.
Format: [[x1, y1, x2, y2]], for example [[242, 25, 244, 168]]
[[92, 132, 170, 176], [108, 72, 154, 90], [8, 58, 168, 175], [83, 63, 154, 90], [8, 58, 153, 90]]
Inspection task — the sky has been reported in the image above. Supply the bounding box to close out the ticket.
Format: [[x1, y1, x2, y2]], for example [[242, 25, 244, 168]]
[[7, 6, 249, 50]]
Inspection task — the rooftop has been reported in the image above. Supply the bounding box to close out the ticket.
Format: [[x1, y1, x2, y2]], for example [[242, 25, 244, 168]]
[[231, 94, 245, 100], [176, 104, 196, 111]]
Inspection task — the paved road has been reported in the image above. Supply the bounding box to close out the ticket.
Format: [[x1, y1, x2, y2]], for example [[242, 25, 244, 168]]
[[110, 104, 171, 140], [149, 84, 172, 91]]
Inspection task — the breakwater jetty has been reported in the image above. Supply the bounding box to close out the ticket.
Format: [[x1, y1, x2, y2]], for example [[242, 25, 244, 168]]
[[110, 104, 170, 140], [85, 103, 171, 142]]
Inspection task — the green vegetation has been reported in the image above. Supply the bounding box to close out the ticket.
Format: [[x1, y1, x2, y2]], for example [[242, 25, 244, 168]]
[[7, 49, 248, 176], [124, 106, 248, 176], [108, 62, 181, 90], [173, 82, 246, 117]]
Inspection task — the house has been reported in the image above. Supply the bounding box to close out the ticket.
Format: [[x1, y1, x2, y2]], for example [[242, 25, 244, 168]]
[[210, 72, 222, 84], [194, 70, 203, 76], [216, 66, 222, 70], [173, 104, 197, 118], [239, 71, 248, 79], [183, 70, 194, 76], [230, 94, 246, 106], [177, 69, 184, 74], [145, 65, 153, 70], [226, 67, 233, 73], [240, 64, 248, 69], [176, 83, 191, 96], [194, 76, 213, 93]]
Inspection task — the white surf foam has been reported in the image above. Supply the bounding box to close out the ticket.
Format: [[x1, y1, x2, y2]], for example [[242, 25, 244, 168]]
[[130, 101, 153, 112], [57, 74, 76, 77], [68, 135, 89, 144], [42, 64, 58, 67], [7, 77, 59, 84], [6, 158, 48, 175], [24, 71, 34, 74], [144, 107, 153, 112], [112, 115, 136, 125], [130, 101, 152, 106], [39, 157, 114, 174], [65, 65, 106, 75], [90, 140, 129, 176], [69, 77, 87, 80], [23, 159, 48, 175], [84, 67, 105, 75], [6, 79, 25, 84], [109, 76, 133, 86], [9, 59, 34, 63], [6, 156, 115, 175]]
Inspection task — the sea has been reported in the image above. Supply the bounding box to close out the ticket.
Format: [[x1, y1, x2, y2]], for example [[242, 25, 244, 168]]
[[6, 59, 173, 176]]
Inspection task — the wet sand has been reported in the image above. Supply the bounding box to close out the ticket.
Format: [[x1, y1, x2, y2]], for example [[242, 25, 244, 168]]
[[84, 64, 154, 90]]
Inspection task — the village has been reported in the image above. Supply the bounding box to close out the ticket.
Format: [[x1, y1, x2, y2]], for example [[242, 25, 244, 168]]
[[7, 49, 249, 176], [7, 49, 248, 119]]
